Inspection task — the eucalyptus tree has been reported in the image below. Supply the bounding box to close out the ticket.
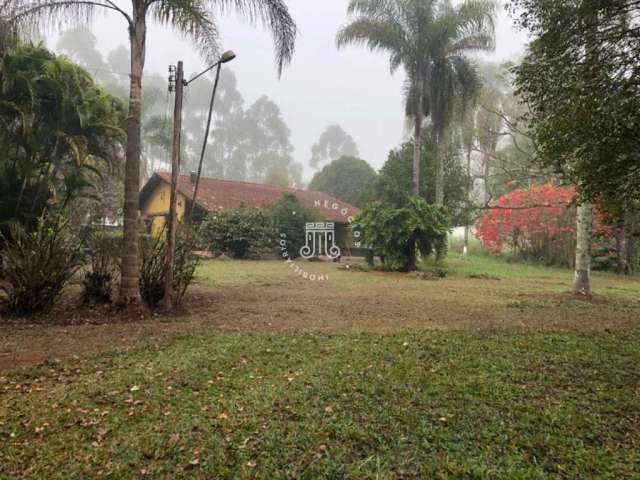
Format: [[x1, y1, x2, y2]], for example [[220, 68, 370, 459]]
[[228, 95, 297, 184], [6, 0, 296, 304], [337, 0, 495, 200], [309, 124, 359, 169]]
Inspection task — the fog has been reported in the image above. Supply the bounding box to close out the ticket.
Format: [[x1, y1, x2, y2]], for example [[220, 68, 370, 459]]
[[49, 0, 529, 181]]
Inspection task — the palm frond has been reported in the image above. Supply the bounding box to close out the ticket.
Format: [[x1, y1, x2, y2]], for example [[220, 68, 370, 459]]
[[4, 0, 130, 42], [212, 0, 296, 76], [151, 0, 219, 62], [451, 56, 481, 117], [346, 0, 398, 18], [450, 0, 496, 50], [448, 31, 494, 54], [336, 16, 407, 73]]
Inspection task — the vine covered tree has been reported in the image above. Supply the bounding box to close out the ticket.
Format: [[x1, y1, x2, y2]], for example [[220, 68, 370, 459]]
[[6, 0, 296, 305]]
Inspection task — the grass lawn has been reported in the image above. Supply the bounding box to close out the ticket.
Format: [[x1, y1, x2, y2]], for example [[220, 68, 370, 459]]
[[1, 255, 640, 478]]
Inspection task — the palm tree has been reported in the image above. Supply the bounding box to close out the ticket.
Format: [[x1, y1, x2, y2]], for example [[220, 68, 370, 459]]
[[337, 0, 432, 197], [337, 0, 494, 203], [426, 1, 495, 205], [5, 0, 296, 305]]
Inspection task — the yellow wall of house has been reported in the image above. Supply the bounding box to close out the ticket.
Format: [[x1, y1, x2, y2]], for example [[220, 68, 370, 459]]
[[142, 183, 187, 237]]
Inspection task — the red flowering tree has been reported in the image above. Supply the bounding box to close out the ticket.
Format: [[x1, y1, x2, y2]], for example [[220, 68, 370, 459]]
[[475, 183, 617, 266]]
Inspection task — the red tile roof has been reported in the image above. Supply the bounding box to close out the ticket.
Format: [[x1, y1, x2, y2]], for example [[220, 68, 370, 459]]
[[151, 172, 359, 223]]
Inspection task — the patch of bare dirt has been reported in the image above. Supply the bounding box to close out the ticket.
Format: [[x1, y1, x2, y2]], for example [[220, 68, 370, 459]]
[[1, 265, 639, 373]]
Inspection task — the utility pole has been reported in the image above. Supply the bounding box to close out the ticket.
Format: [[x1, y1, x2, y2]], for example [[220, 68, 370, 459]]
[[163, 60, 184, 310]]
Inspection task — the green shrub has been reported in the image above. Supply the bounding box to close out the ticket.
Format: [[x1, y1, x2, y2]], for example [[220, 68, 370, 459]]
[[200, 207, 276, 259], [139, 226, 199, 309], [139, 234, 165, 308], [0, 216, 83, 316], [353, 198, 450, 272], [173, 227, 200, 304], [268, 193, 320, 259], [82, 230, 121, 303], [419, 257, 449, 278]]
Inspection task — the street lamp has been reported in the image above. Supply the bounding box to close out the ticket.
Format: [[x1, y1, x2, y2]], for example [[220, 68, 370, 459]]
[[187, 50, 237, 219]]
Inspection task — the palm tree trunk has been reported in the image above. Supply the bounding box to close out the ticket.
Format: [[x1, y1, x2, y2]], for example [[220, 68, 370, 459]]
[[412, 103, 422, 197], [119, 8, 146, 305], [573, 203, 593, 296], [434, 128, 445, 206], [463, 146, 472, 257]]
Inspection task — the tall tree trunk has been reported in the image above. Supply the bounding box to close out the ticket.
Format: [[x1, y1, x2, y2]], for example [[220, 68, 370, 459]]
[[412, 93, 422, 197], [616, 221, 628, 275], [573, 203, 593, 296], [626, 204, 638, 274], [119, 10, 146, 305], [463, 146, 472, 257], [434, 129, 445, 206], [482, 154, 491, 206]]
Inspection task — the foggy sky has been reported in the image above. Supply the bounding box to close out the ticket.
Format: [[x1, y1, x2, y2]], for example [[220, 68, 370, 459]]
[[51, 0, 529, 182]]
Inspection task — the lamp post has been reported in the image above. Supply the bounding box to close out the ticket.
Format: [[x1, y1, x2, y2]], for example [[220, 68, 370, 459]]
[[188, 50, 236, 220]]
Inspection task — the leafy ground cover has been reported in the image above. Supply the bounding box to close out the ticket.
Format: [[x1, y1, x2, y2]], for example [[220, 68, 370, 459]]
[[1, 329, 639, 478]]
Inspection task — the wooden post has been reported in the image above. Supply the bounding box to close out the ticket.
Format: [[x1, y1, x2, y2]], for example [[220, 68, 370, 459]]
[[163, 61, 184, 310]]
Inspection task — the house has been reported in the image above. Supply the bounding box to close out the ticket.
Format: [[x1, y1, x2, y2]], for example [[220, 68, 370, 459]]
[[139, 172, 360, 252]]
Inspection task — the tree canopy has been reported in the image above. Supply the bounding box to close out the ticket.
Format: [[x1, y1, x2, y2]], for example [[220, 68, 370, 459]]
[[362, 134, 467, 225], [309, 124, 359, 169], [308, 156, 376, 207], [511, 0, 640, 204]]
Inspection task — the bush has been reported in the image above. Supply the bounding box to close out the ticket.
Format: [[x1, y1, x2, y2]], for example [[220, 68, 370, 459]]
[[0, 216, 83, 316], [82, 230, 121, 303], [353, 198, 450, 272], [268, 193, 320, 259], [200, 207, 277, 259], [475, 183, 617, 267], [139, 226, 199, 309], [139, 234, 165, 308]]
